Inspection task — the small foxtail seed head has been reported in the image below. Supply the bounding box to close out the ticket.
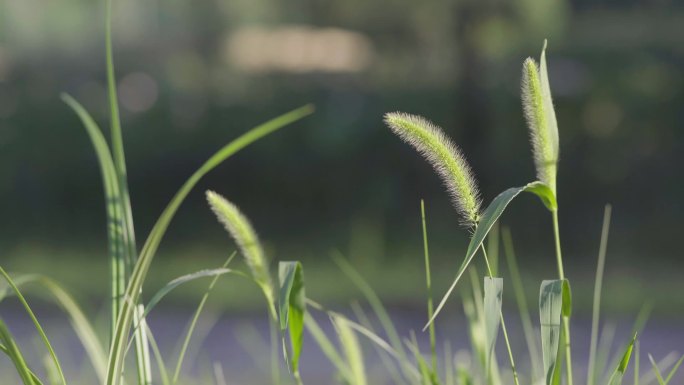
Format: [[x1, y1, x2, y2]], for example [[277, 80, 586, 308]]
[[384, 112, 481, 227], [206, 191, 274, 305], [521, 41, 560, 193]]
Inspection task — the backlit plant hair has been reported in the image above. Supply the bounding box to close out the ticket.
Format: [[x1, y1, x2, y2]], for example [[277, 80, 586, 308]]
[[384, 112, 481, 226], [206, 190, 275, 314], [521, 41, 560, 194]]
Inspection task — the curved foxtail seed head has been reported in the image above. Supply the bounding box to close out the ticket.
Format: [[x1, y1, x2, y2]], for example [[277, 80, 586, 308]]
[[206, 191, 274, 305], [384, 112, 482, 226], [521, 50, 560, 193]]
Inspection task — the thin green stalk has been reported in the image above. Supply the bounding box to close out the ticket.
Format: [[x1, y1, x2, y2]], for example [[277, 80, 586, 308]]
[[171, 257, 233, 384], [105, 0, 151, 383], [502, 227, 542, 379], [420, 200, 437, 373], [270, 318, 280, 385], [551, 209, 573, 385], [0, 267, 66, 385], [587, 205, 612, 385], [480, 245, 520, 385], [634, 340, 640, 385]]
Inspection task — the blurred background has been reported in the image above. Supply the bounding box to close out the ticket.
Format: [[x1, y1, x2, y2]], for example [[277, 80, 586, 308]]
[[0, 0, 683, 381]]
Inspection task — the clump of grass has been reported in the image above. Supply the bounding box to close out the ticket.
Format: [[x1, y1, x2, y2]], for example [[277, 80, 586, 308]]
[[291, 40, 679, 385], [1, 9, 682, 385]]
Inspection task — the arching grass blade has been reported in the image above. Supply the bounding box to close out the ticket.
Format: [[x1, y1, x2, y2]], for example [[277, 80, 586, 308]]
[[426, 181, 556, 330]]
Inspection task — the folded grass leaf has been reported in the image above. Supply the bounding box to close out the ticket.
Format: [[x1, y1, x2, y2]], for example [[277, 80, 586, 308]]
[[607, 334, 636, 385], [540, 279, 564, 385], [278, 261, 306, 383], [384, 112, 481, 226], [483, 277, 503, 379]]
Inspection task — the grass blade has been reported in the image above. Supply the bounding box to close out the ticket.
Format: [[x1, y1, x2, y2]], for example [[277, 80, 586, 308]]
[[502, 227, 542, 379], [278, 261, 306, 384], [0, 267, 66, 385], [649, 354, 667, 385], [483, 277, 503, 380], [331, 314, 367, 385], [420, 200, 437, 373], [426, 181, 556, 330], [587, 204, 612, 385], [171, 256, 237, 384], [304, 313, 353, 381], [61, 94, 126, 341], [105, 0, 149, 379], [539, 279, 563, 385], [607, 334, 637, 385], [105, 104, 313, 385], [144, 263, 237, 320], [350, 302, 409, 385], [6, 275, 107, 382], [0, 319, 42, 385], [664, 354, 684, 384], [332, 253, 408, 363]]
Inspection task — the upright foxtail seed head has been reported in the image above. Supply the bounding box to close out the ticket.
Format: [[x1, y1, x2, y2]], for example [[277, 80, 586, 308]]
[[521, 43, 560, 193], [384, 112, 481, 226], [206, 191, 275, 309]]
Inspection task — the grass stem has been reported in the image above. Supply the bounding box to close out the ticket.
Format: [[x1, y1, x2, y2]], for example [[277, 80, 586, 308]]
[[480, 245, 520, 385], [587, 204, 612, 385], [551, 209, 573, 385], [502, 227, 542, 379], [420, 200, 438, 374]]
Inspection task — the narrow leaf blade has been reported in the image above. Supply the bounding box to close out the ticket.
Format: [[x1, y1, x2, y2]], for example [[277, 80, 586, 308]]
[[278, 261, 306, 375], [540, 279, 563, 385], [426, 181, 553, 329], [483, 277, 503, 378]]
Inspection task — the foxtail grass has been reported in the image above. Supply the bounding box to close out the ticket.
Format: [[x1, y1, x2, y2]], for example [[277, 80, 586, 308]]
[[384, 112, 481, 226]]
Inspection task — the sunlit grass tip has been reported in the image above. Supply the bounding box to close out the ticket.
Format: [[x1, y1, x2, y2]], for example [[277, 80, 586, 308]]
[[521, 41, 559, 192], [206, 190, 274, 303], [384, 112, 481, 226]]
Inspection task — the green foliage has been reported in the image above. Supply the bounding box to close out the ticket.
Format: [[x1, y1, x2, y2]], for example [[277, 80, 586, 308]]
[[539, 279, 564, 385], [426, 181, 556, 329], [483, 277, 503, 379], [0, 318, 42, 385], [0, 266, 65, 385], [278, 261, 306, 383], [2, 26, 679, 385], [607, 334, 636, 385]]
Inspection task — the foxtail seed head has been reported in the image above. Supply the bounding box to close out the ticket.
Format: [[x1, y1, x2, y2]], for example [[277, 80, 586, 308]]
[[206, 191, 275, 306], [521, 41, 560, 193], [384, 112, 481, 227]]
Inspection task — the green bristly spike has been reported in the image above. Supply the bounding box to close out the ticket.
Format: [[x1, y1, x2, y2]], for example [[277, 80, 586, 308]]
[[521, 40, 560, 194], [206, 191, 276, 318], [384, 112, 482, 227]]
